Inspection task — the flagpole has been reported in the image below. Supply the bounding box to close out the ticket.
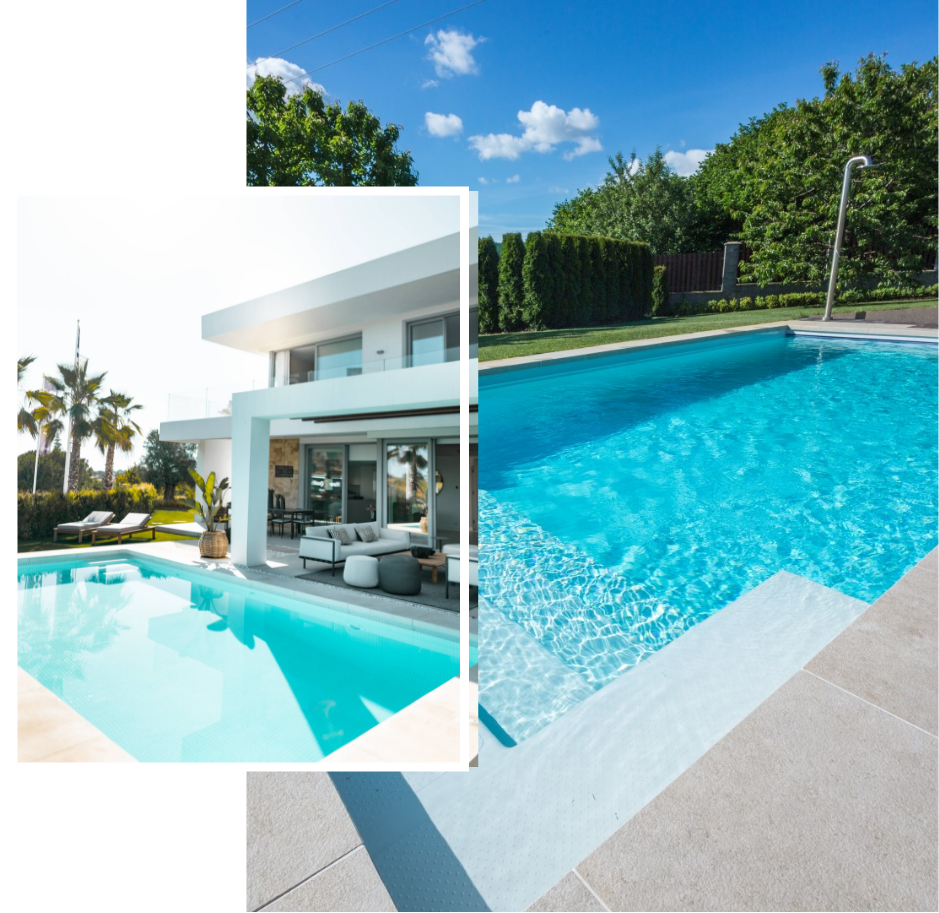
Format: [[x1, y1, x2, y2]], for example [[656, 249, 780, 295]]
[[62, 320, 80, 494]]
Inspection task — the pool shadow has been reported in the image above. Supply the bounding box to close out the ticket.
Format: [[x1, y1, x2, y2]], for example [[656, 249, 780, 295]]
[[329, 772, 490, 912]]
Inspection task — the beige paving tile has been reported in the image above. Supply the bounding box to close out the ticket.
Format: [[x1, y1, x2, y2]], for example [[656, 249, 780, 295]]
[[259, 846, 396, 912], [577, 671, 938, 912], [39, 735, 135, 762], [807, 552, 938, 735], [527, 872, 606, 912], [18, 680, 114, 762], [325, 678, 468, 765], [247, 773, 363, 912]]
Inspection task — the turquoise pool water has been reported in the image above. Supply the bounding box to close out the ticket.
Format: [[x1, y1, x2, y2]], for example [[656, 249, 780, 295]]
[[18, 557, 472, 761], [480, 332, 938, 742]]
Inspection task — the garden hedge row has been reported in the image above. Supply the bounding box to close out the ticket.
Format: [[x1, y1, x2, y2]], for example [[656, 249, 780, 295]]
[[651, 265, 669, 317], [520, 231, 653, 329], [18, 484, 159, 541], [670, 283, 938, 317]]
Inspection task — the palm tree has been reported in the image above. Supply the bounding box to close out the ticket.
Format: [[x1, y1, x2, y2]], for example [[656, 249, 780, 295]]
[[388, 444, 428, 505], [44, 360, 108, 492], [17, 355, 42, 433], [95, 391, 143, 489], [18, 356, 64, 492]]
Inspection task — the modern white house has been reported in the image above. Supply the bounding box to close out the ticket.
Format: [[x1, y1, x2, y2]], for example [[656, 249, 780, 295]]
[[160, 210, 479, 570]]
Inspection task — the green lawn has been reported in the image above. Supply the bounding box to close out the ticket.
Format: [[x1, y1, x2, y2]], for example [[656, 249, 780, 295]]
[[17, 508, 198, 553], [479, 298, 937, 363]]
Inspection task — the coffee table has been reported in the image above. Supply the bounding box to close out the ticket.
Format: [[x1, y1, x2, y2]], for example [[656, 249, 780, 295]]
[[394, 551, 446, 584]]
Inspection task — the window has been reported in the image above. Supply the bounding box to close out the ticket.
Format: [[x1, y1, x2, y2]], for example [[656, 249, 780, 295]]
[[269, 335, 362, 386], [407, 309, 477, 367], [385, 442, 429, 532]]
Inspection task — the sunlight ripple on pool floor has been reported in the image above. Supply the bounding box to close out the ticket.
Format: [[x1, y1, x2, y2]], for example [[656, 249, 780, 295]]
[[480, 334, 939, 742]]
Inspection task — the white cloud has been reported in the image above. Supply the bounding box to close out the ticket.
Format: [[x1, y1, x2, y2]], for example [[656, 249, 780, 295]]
[[469, 101, 601, 161], [679, 138, 687, 148], [425, 29, 482, 77], [421, 78, 439, 90], [664, 148, 711, 176], [247, 57, 326, 96], [506, 174, 521, 183], [478, 177, 492, 185], [425, 112, 464, 138]]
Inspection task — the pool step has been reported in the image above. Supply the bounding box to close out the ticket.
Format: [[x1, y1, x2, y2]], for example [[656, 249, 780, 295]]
[[479, 605, 596, 743]]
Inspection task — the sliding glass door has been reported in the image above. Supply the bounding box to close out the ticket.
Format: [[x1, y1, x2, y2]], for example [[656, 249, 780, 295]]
[[385, 442, 430, 535], [307, 447, 344, 525]]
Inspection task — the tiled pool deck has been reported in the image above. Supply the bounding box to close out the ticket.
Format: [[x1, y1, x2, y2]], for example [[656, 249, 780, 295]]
[[17, 539, 475, 765]]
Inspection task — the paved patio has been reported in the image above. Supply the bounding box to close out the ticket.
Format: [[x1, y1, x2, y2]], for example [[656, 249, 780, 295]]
[[529, 548, 938, 911]]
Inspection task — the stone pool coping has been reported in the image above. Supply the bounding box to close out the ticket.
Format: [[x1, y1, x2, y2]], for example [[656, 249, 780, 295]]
[[479, 318, 938, 376], [17, 541, 476, 766]]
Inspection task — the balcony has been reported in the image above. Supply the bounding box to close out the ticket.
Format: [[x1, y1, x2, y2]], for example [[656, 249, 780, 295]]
[[166, 344, 477, 422]]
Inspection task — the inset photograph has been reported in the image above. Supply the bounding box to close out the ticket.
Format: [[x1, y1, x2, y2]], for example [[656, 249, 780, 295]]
[[17, 192, 477, 764]]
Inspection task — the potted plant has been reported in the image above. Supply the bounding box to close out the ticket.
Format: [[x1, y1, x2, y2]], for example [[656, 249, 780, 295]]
[[184, 468, 230, 558]]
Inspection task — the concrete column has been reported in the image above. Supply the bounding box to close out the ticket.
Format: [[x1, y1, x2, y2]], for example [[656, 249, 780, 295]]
[[195, 440, 207, 479], [721, 242, 741, 295], [231, 412, 270, 566]]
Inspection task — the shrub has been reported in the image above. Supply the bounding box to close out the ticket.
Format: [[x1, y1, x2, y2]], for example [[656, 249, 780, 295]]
[[153, 499, 191, 511], [497, 233, 526, 331], [521, 231, 550, 330], [477, 236, 500, 333], [18, 484, 158, 541], [739, 296, 754, 311], [652, 266, 669, 317]]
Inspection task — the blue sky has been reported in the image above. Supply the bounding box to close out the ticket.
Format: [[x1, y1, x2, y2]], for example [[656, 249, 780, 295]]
[[247, 0, 937, 240]]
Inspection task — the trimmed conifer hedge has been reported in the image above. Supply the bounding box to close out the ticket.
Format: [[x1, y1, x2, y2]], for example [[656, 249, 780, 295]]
[[497, 233, 526, 331], [520, 231, 653, 330], [477, 235, 500, 333]]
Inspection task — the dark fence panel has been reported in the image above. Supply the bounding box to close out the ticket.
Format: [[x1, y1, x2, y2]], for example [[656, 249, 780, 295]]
[[653, 251, 723, 293]]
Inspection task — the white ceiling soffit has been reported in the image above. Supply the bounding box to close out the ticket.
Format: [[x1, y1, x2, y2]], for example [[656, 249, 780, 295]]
[[203, 232, 461, 354]]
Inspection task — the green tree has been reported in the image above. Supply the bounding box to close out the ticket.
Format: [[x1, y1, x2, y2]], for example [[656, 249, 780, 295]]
[[94, 392, 143, 489], [477, 236, 501, 333], [18, 446, 95, 492], [140, 429, 196, 500], [247, 75, 418, 187], [497, 233, 526, 331], [115, 465, 143, 487], [695, 55, 938, 285], [549, 150, 726, 253], [43, 360, 109, 492]]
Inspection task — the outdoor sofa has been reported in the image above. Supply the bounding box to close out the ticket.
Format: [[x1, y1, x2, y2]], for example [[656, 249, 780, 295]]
[[299, 521, 411, 575], [53, 510, 115, 543], [90, 512, 155, 545]]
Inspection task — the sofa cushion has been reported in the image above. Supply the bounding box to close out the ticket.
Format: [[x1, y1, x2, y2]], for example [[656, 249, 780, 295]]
[[340, 540, 406, 559], [329, 527, 353, 546], [355, 524, 379, 543]]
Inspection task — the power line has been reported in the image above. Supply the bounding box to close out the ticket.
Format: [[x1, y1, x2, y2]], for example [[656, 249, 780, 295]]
[[248, 0, 306, 30], [271, 0, 487, 87], [249, 0, 403, 66]]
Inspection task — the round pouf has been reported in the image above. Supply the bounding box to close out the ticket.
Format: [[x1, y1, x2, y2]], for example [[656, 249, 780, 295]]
[[378, 554, 422, 596], [343, 555, 380, 588]]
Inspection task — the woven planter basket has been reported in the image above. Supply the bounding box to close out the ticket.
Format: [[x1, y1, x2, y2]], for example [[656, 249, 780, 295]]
[[199, 530, 228, 559]]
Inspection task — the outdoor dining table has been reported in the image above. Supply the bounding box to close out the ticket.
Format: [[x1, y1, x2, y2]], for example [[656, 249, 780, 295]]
[[267, 509, 324, 539]]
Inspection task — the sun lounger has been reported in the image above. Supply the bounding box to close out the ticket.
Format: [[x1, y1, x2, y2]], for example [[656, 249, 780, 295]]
[[90, 512, 155, 545], [53, 511, 115, 543]]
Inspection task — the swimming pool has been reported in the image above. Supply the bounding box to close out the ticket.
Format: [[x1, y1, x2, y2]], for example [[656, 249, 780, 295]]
[[480, 330, 938, 743], [18, 555, 473, 761]]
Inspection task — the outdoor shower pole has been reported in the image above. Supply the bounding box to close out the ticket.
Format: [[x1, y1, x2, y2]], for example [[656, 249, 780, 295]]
[[822, 155, 873, 321]]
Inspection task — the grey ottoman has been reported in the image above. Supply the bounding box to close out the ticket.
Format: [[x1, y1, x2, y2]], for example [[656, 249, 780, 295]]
[[343, 555, 379, 588], [378, 554, 422, 596]]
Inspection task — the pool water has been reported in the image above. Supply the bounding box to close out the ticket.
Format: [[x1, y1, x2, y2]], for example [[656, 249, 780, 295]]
[[18, 557, 472, 761], [480, 332, 938, 742]]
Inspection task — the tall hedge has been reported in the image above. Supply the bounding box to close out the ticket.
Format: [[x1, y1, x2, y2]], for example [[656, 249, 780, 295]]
[[477, 235, 500, 333], [497, 233, 526, 331], [18, 484, 159, 541], [652, 265, 670, 316], [518, 231, 653, 329]]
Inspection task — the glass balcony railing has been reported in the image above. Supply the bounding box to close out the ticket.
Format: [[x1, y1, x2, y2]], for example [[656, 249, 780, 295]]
[[270, 344, 477, 387], [165, 346, 477, 422]]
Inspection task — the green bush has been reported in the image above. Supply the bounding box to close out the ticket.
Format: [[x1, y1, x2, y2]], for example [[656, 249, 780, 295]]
[[739, 296, 754, 311], [18, 484, 158, 541], [477, 236, 501, 333], [519, 231, 653, 329], [497, 233, 526, 331], [652, 266, 669, 317]]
